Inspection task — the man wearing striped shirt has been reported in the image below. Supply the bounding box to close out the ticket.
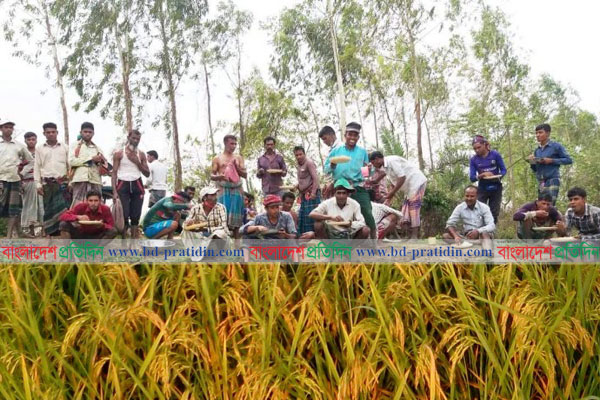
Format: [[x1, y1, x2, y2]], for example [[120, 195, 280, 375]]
[[557, 187, 600, 240]]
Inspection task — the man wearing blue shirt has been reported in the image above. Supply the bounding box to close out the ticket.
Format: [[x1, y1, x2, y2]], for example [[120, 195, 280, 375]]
[[527, 123, 572, 205], [324, 122, 376, 238]]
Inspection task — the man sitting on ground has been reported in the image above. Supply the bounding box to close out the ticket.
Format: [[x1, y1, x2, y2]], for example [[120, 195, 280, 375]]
[[557, 187, 600, 240], [59, 190, 117, 240], [309, 178, 369, 240], [513, 193, 562, 240], [241, 194, 297, 239], [443, 185, 495, 250], [371, 201, 403, 240], [142, 191, 191, 239]]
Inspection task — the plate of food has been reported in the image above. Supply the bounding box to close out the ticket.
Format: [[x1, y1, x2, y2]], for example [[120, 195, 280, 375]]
[[329, 156, 351, 164], [266, 169, 284, 174], [78, 220, 104, 225], [139, 239, 176, 248], [184, 222, 208, 231], [454, 241, 473, 249], [280, 185, 296, 190], [482, 174, 503, 179], [532, 226, 558, 231], [326, 220, 351, 227], [550, 236, 578, 243], [527, 157, 542, 164]]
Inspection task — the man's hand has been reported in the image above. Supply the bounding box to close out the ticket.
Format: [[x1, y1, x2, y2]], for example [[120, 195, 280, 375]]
[[535, 210, 549, 218], [37, 187, 44, 196], [384, 197, 392, 206], [77, 215, 90, 222], [478, 171, 493, 179], [278, 229, 288, 239], [527, 154, 535, 161], [257, 225, 269, 233], [91, 154, 103, 163], [454, 235, 462, 245], [331, 215, 344, 222], [541, 157, 554, 165], [466, 230, 479, 240], [125, 147, 140, 164]]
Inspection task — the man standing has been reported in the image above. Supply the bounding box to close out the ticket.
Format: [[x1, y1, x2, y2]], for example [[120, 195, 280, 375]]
[[112, 129, 150, 238], [368, 151, 427, 239], [294, 145, 320, 236], [34, 122, 70, 236], [557, 187, 600, 240], [0, 119, 32, 238], [513, 193, 562, 240], [59, 190, 117, 240], [528, 123, 572, 205], [211, 135, 247, 237], [469, 135, 506, 223], [257, 136, 287, 196], [324, 122, 376, 238], [443, 186, 495, 250], [20, 132, 44, 237], [318, 125, 341, 198], [69, 122, 107, 206], [309, 178, 369, 240], [146, 150, 168, 208]]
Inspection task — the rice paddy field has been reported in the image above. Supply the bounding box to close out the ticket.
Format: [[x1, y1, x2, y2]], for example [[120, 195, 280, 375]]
[[1, 263, 599, 399]]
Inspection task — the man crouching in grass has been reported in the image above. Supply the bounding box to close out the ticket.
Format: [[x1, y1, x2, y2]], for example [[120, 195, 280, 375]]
[[142, 191, 191, 239], [59, 190, 117, 241]]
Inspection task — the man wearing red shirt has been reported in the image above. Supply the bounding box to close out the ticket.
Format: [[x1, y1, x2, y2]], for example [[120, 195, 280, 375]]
[[59, 190, 117, 240]]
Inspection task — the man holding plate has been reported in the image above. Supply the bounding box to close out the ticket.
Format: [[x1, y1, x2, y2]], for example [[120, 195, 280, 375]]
[[59, 189, 117, 240], [257, 136, 287, 196], [513, 193, 562, 240], [469, 135, 506, 224]]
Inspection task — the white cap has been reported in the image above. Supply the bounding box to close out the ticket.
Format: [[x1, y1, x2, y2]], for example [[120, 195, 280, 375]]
[[0, 118, 15, 127], [199, 186, 219, 200]]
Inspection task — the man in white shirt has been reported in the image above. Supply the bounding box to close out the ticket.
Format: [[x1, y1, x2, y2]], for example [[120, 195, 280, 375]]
[[369, 151, 427, 239], [318, 125, 341, 199], [146, 150, 168, 208], [309, 178, 369, 239], [443, 185, 495, 249], [0, 118, 32, 238], [371, 201, 403, 240], [35, 122, 70, 236]]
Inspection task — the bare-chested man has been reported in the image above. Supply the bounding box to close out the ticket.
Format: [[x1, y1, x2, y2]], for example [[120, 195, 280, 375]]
[[211, 135, 247, 237]]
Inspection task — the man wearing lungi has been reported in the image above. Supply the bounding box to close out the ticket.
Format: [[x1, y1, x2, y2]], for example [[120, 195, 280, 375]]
[[69, 122, 107, 206], [294, 145, 320, 237], [19, 132, 44, 237], [211, 135, 247, 238], [0, 118, 32, 238], [34, 122, 70, 236]]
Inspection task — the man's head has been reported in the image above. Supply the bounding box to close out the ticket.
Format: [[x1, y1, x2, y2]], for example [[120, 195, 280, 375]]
[[244, 192, 255, 208], [200, 186, 219, 207], [282, 192, 295, 212], [184, 186, 196, 201], [43, 122, 58, 143], [567, 187, 587, 214], [263, 194, 282, 219], [293, 146, 306, 164], [80, 122, 95, 142], [472, 135, 489, 157], [146, 150, 158, 163], [535, 193, 553, 212], [319, 125, 336, 147], [369, 151, 384, 168], [0, 119, 15, 138], [344, 122, 361, 148], [464, 185, 478, 207], [173, 191, 191, 203], [86, 190, 102, 212], [535, 123, 551, 144], [24, 132, 37, 149], [264, 136, 276, 153], [223, 134, 238, 153], [127, 129, 142, 147], [333, 178, 354, 206]]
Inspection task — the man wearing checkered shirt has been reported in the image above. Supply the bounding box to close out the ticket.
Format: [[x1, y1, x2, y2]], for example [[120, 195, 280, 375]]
[[557, 187, 600, 240]]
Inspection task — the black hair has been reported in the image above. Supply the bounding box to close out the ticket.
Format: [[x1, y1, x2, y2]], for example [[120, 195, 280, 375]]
[[537, 193, 553, 202], [86, 189, 102, 199], [184, 186, 196, 192], [128, 129, 141, 136], [369, 151, 384, 161], [567, 187, 587, 199], [42, 122, 57, 131], [24, 132, 37, 139], [465, 185, 478, 193], [81, 122, 94, 131], [223, 134, 237, 143], [319, 125, 335, 138], [263, 136, 276, 145], [282, 192, 295, 202], [535, 123, 551, 133], [244, 192, 255, 201], [176, 191, 191, 201], [147, 150, 158, 159], [293, 145, 305, 154]]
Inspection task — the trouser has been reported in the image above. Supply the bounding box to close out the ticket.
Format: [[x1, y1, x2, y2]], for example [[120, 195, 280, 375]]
[[538, 178, 560, 206], [351, 186, 376, 234], [477, 186, 502, 224], [148, 189, 166, 208], [59, 221, 117, 240], [116, 178, 145, 227]]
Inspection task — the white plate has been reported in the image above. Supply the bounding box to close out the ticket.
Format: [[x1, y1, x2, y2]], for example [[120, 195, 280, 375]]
[[266, 169, 283, 174], [280, 185, 295, 190], [531, 226, 557, 231], [550, 237, 577, 243], [482, 174, 502, 179], [455, 241, 473, 249], [78, 220, 104, 225], [326, 220, 351, 227], [329, 156, 351, 164], [139, 239, 176, 248]]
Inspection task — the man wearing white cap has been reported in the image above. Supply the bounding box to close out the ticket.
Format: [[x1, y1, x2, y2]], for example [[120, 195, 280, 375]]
[[0, 119, 33, 238], [182, 186, 230, 260]]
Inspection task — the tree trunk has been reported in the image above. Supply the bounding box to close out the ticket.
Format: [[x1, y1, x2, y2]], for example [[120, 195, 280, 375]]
[[203, 62, 215, 157], [158, 5, 182, 191], [369, 84, 379, 149], [423, 113, 434, 170], [415, 97, 425, 170], [355, 95, 366, 147], [235, 39, 245, 154], [43, 2, 69, 144], [308, 102, 324, 168], [400, 97, 409, 155], [327, 0, 346, 134], [114, 25, 133, 133]]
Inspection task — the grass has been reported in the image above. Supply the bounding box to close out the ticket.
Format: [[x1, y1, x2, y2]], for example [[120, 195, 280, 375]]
[[1, 262, 599, 399]]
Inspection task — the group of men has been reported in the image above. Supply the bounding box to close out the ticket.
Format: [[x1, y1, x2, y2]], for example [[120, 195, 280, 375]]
[[2, 117, 599, 250]]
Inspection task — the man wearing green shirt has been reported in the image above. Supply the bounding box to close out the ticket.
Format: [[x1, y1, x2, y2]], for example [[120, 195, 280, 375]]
[[142, 191, 191, 239], [324, 122, 376, 238]]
